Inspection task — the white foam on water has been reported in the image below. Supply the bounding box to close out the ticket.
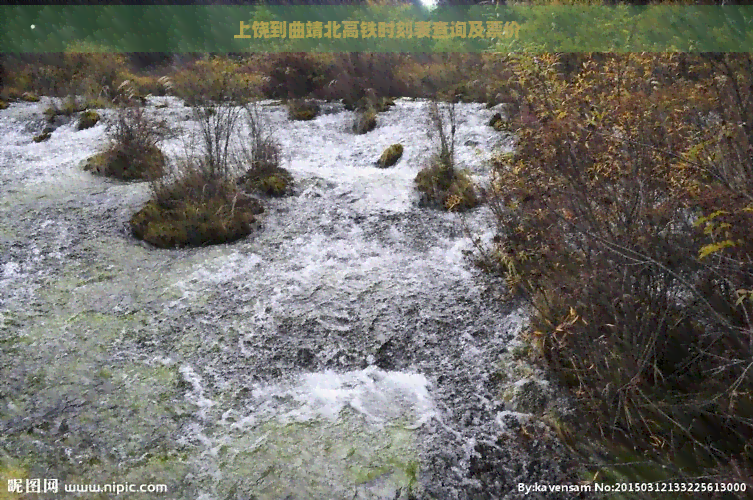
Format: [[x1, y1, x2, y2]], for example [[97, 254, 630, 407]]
[[246, 366, 437, 428], [180, 364, 217, 421]]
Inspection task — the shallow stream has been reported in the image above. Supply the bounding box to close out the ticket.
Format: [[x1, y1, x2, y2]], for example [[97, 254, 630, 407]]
[[0, 97, 574, 499]]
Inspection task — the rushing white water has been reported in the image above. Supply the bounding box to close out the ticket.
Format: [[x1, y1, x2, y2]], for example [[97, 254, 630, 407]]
[[0, 96, 573, 500]]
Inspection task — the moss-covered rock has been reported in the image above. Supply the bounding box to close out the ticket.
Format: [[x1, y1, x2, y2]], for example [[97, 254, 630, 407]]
[[488, 112, 508, 132], [21, 92, 39, 103], [0, 100, 8, 110], [130, 186, 264, 249], [353, 108, 377, 135], [377, 144, 403, 168], [84, 144, 166, 181], [239, 165, 294, 197], [77, 110, 101, 130], [287, 99, 320, 121], [33, 130, 52, 143], [415, 159, 479, 212]]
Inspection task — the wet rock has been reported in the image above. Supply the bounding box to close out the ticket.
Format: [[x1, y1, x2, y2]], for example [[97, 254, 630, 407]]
[[57, 419, 69, 435], [33, 130, 51, 143], [374, 337, 409, 371], [328, 349, 367, 369], [510, 379, 550, 414], [353, 108, 377, 134], [295, 347, 318, 370]]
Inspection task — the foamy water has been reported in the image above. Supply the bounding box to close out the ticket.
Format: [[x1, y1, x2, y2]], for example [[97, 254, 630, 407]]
[[0, 96, 544, 500]]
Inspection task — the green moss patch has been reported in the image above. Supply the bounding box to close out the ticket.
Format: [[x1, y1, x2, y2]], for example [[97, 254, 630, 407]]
[[84, 144, 166, 181], [377, 144, 403, 168], [77, 110, 101, 130], [239, 165, 294, 197], [415, 159, 479, 212], [0, 100, 8, 110], [287, 99, 320, 121]]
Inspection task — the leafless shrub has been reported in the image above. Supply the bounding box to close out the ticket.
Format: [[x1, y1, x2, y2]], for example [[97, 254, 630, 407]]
[[238, 103, 281, 172], [192, 101, 244, 179]]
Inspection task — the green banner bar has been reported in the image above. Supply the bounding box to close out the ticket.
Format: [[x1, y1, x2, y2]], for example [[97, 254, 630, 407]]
[[1, 5, 752, 53]]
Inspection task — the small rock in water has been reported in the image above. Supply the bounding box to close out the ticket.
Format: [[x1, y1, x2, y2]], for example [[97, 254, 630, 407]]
[[374, 337, 409, 371], [295, 347, 318, 370], [511, 379, 550, 414]]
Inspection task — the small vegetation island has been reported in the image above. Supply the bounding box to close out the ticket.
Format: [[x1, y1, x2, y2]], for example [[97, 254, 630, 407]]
[[1, 41, 753, 497]]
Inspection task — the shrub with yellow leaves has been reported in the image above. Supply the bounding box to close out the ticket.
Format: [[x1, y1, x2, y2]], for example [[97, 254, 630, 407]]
[[484, 53, 753, 488]]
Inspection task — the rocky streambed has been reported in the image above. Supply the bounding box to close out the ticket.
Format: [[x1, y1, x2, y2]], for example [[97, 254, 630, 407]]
[[0, 97, 586, 499]]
